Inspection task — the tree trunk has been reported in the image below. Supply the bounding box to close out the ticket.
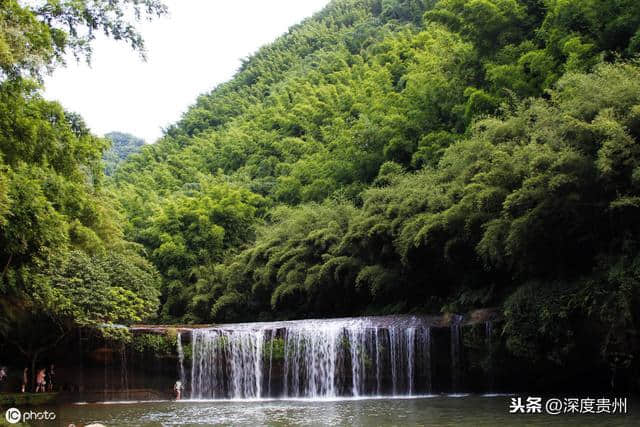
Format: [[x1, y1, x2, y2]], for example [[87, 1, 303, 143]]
[[7, 329, 66, 392]]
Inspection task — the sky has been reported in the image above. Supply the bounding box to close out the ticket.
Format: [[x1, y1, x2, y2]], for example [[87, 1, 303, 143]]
[[43, 0, 331, 143]]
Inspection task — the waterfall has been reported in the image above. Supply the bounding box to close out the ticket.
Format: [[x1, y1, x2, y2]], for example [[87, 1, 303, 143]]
[[389, 328, 399, 394], [177, 332, 186, 387], [405, 328, 415, 395], [189, 316, 434, 399], [421, 327, 432, 393], [191, 329, 266, 399], [267, 329, 275, 397], [375, 329, 382, 395], [283, 322, 343, 398], [450, 314, 463, 392]]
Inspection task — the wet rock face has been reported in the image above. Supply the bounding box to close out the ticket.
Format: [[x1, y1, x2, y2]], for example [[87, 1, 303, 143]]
[[89, 347, 116, 364]]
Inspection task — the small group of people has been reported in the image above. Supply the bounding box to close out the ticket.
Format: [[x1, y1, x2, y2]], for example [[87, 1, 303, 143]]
[[20, 364, 55, 393]]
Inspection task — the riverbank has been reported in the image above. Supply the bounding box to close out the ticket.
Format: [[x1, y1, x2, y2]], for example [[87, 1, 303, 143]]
[[0, 392, 57, 406]]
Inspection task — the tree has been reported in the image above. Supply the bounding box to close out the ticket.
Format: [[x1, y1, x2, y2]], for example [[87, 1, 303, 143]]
[[0, 248, 160, 389], [0, 0, 166, 374], [1, 0, 167, 80]]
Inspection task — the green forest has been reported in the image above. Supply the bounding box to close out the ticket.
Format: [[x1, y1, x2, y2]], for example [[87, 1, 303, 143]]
[[1, 0, 639, 389]]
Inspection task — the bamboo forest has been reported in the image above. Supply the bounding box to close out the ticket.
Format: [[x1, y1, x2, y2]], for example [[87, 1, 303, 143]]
[[0, 0, 639, 425]]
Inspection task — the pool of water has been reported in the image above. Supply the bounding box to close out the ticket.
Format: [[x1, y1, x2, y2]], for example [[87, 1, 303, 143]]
[[42, 395, 636, 426]]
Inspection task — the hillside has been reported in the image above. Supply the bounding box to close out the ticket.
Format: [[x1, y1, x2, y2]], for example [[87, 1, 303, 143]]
[[108, 0, 640, 389], [103, 132, 146, 176], [1, 0, 639, 392]]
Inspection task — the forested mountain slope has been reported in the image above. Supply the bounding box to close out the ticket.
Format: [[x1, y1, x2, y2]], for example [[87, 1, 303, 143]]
[[2, 0, 639, 389], [109, 0, 640, 385], [103, 132, 145, 176]]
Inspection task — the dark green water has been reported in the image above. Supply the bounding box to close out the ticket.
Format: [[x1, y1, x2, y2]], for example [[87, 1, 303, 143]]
[[38, 395, 636, 426]]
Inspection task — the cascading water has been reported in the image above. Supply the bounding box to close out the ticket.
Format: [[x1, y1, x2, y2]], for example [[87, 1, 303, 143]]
[[191, 328, 266, 399], [189, 316, 434, 399], [418, 327, 432, 393], [405, 328, 415, 395], [177, 332, 186, 388], [267, 329, 275, 397]]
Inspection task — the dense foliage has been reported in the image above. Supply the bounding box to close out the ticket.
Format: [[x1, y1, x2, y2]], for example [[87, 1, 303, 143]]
[[108, 0, 640, 387], [103, 131, 145, 175], [1, 0, 639, 390], [0, 0, 165, 376]]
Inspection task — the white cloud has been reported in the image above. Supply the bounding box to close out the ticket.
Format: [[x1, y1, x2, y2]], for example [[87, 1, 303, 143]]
[[43, 0, 330, 143]]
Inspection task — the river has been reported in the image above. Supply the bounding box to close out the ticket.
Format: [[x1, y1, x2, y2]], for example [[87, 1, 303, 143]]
[[48, 395, 636, 426]]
